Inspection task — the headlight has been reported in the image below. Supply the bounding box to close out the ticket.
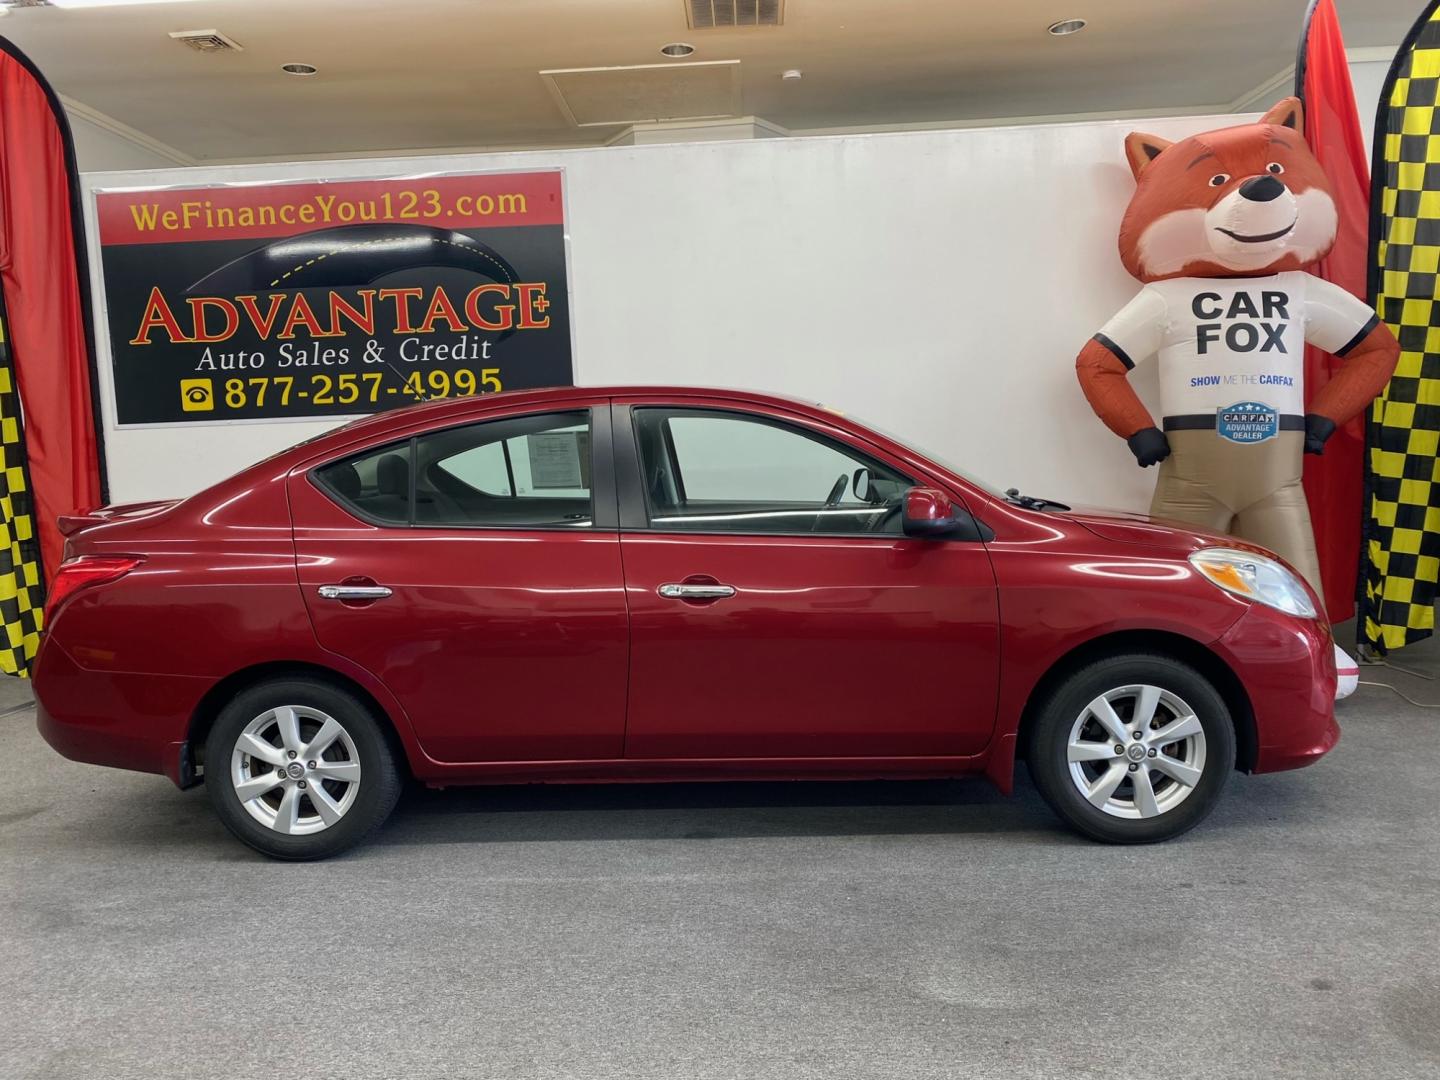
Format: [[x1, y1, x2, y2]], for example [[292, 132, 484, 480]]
[[1188, 547, 1317, 618]]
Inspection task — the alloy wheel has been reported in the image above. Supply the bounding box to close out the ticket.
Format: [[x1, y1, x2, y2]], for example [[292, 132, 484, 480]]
[[229, 705, 362, 835], [1065, 684, 1207, 820]]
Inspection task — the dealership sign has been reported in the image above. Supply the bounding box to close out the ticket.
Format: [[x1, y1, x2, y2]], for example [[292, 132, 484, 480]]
[[94, 170, 572, 425]]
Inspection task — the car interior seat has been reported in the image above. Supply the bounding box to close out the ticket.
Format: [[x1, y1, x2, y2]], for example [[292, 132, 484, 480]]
[[365, 452, 410, 521], [326, 461, 362, 502]]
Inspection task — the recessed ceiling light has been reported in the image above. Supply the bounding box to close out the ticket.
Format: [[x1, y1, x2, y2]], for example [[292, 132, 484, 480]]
[[281, 62, 318, 76], [781, 69, 803, 81], [660, 42, 695, 58], [1047, 18, 1088, 36]]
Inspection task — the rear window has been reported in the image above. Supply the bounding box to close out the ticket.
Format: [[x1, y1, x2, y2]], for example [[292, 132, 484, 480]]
[[314, 440, 412, 525]]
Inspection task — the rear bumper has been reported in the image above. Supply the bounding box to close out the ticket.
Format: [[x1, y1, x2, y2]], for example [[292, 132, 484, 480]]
[[1212, 605, 1339, 774], [33, 636, 208, 786]]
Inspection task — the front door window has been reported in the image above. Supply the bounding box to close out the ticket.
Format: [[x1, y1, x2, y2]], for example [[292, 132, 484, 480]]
[[633, 408, 910, 535]]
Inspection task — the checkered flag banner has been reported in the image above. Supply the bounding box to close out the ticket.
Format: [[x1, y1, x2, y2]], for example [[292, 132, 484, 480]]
[[1361, 0, 1440, 653], [0, 309, 45, 676]]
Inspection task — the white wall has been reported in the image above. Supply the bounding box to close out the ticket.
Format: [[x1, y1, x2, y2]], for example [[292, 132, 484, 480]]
[[84, 115, 1250, 511], [67, 110, 182, 172]]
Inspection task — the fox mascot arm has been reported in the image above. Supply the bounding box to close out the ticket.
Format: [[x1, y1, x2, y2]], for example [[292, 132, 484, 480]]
[[1076, 333, 1170, 465], [1302, 316, 1399, 452]]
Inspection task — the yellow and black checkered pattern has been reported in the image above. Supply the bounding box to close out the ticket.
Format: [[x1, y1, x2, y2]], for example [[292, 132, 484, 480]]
[[0, 315, 44, 676], [1362, 2, 1440, 653]]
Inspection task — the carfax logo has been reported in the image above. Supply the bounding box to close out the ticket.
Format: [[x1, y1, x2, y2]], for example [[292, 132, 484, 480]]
[[1216, 401, 1278, 444]]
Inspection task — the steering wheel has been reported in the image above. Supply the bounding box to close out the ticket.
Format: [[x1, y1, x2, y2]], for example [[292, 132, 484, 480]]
[[809, 473, 850, 533]]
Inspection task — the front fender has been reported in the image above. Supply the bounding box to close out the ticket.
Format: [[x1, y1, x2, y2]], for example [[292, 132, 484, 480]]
[[980, 541, 1252, 791]]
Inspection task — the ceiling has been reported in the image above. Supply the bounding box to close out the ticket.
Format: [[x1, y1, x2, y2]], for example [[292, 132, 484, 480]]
[[0, 0, 1423, 162]]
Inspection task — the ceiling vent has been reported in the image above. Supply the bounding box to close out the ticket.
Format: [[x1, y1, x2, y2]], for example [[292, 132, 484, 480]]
[[542, 60, 742, 128], [168, 29, 244, 54], [686, 0, 784, 29]]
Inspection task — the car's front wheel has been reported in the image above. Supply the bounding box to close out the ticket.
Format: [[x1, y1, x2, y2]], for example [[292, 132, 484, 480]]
[[1026, 654, 1236, 843], [205, 678, 402, 860]]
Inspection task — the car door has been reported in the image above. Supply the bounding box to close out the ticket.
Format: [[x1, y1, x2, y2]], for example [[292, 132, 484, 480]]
[[288, 402, 629, 763], [614, 399, 1001, 760]]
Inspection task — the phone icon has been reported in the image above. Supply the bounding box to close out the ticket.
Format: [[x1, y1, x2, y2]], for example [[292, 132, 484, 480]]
[[180, 378, 214, 412]]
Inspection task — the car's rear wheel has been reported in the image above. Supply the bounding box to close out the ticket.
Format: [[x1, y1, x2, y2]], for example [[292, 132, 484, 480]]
[[1025, 654, 1235, 844], [205, 678, 402, 860]]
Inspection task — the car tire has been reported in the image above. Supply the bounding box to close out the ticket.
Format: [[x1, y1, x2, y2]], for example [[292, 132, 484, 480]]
[[204, 677, 402, 860], [1025, 653, 1235, 844]]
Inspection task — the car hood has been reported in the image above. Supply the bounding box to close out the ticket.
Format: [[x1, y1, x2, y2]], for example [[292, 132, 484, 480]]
[[1056, 504, 1232, 550]]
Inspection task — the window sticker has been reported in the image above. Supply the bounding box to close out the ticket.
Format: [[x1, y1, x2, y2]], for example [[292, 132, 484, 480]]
[[527, 431, 583, 489]]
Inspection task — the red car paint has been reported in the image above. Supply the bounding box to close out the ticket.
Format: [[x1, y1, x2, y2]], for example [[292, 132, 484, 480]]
[[33, 386, 1337, 795]]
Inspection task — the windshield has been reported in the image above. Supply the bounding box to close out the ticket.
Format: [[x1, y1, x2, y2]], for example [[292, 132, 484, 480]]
[[822, 405, 1006, 499]]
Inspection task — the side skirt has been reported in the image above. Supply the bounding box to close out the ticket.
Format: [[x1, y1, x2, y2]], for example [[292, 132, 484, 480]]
[[409, 753, 992, 788]]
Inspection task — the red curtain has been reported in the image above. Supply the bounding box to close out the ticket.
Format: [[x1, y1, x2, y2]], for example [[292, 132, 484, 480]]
[[0, 40, 105, 580], [1297, 0, 1372, 623]]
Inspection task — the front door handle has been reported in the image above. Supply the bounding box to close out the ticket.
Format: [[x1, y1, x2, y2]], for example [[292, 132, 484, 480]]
[[318, 584, 393, 601], [658, 582, 736, 600]]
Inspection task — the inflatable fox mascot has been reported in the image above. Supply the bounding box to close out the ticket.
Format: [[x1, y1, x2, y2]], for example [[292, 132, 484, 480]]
[[1076, 98, 1399, 694]]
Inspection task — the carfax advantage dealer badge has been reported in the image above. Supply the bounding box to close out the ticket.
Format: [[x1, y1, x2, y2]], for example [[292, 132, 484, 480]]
[[94, 170, 573, 425], [1216, 401, 1279, 444]]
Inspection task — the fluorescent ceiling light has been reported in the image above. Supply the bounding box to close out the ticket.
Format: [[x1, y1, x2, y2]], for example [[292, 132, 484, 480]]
[[49, 0, 209, 9]]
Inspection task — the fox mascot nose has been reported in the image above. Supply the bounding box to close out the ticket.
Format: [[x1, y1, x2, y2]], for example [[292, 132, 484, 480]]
[[1239, 174, 1286, 202]]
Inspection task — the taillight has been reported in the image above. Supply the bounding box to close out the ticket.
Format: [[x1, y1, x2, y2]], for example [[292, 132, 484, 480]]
[[44, 556, 144, 623]]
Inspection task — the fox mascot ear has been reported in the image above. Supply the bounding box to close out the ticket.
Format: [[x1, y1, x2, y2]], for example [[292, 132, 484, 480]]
[[1124, 132, 1173, 179], [1260, 96, 1304, 131]]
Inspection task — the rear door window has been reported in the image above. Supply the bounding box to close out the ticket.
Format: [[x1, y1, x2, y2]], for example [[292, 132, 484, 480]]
[[313, 410, 593, 528], [415, 412, 592, 527]]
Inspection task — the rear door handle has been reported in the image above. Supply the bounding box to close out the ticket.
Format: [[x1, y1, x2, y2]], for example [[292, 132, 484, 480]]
[[318, 584, 393, 601], [658, 583, 736, 600]]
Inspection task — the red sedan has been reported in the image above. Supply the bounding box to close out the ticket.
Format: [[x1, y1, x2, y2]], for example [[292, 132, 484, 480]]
[[34, 386, 1338, 859]]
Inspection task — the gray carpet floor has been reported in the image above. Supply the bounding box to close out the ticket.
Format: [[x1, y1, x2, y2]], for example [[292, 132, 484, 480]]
[[2, 623, 1437, 1079]]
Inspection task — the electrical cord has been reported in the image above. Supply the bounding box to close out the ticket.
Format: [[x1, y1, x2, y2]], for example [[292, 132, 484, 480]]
[[1356, 680, 1440, 709], [1352, 649, 1440, 706], [1357, 651, 1435, 681]]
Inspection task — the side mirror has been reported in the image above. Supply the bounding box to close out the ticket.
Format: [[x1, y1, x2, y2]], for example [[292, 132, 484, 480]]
[[902, 486, 960, 538], [851, 467, 872, 502]]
